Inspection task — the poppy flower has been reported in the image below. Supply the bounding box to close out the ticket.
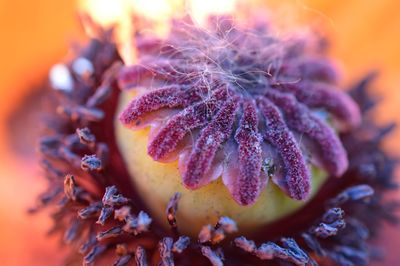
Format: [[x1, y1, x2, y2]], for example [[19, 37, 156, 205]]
[[1, 1, 399, 265]]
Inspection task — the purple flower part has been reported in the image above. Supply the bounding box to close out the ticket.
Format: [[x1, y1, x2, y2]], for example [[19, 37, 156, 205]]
[[64, 219, 81, 244], [84, 245, 107, 265], [234, 236, 257, 253], [217, 216, 238, 234], [258, 97, 310, 200], [147, 87, 229, 161], [96, 206, 113, 225], [96, 226, 123, 241], [229, 99, 264, 205], [117, 59, 201, 89], [117, 17, 362, 204], [76, 127, 96, 145], [159, 237, 174, 266], [81, 154, 102, 171], [119, 83, 208, 128], [78, 202, 102, 219], [172, 236, 190, 254], [135, 246, 148, 266], [166, 192, 181, 230], [201, 246, 224, 266], [182, 98, 239, 189], [102, 186, 129, 207], [276, 81, 361, 130], [265, 89, 348, 177], [119, 85, 184, 127], [284, 57, 340, 83], [135, 36, 163, 54], [114, 254, 133, 266]]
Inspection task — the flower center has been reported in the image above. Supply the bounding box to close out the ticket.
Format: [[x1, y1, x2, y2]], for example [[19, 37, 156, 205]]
[[114, 16, 361, 235]]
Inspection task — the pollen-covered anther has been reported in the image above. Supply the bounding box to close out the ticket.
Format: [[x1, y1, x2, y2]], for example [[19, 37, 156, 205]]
[[118, 17, 361, 204], [257, 98, 311, 200], [226, 99, 264, 205]]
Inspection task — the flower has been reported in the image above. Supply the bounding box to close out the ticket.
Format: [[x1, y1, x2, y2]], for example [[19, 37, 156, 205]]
[[29, 13, 398, 266], [1, 1, 399, 266]]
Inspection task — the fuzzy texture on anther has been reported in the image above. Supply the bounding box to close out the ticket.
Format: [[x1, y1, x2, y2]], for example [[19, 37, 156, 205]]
[[118, 17, 361, 205]]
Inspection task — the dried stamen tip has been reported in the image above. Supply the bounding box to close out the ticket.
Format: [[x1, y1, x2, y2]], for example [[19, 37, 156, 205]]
[[119, 17, 361, 205]]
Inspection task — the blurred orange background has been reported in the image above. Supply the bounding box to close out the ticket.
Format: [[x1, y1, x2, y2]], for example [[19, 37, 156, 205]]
[[0, 0, 399, 265], [0, 1, 82, 265]]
